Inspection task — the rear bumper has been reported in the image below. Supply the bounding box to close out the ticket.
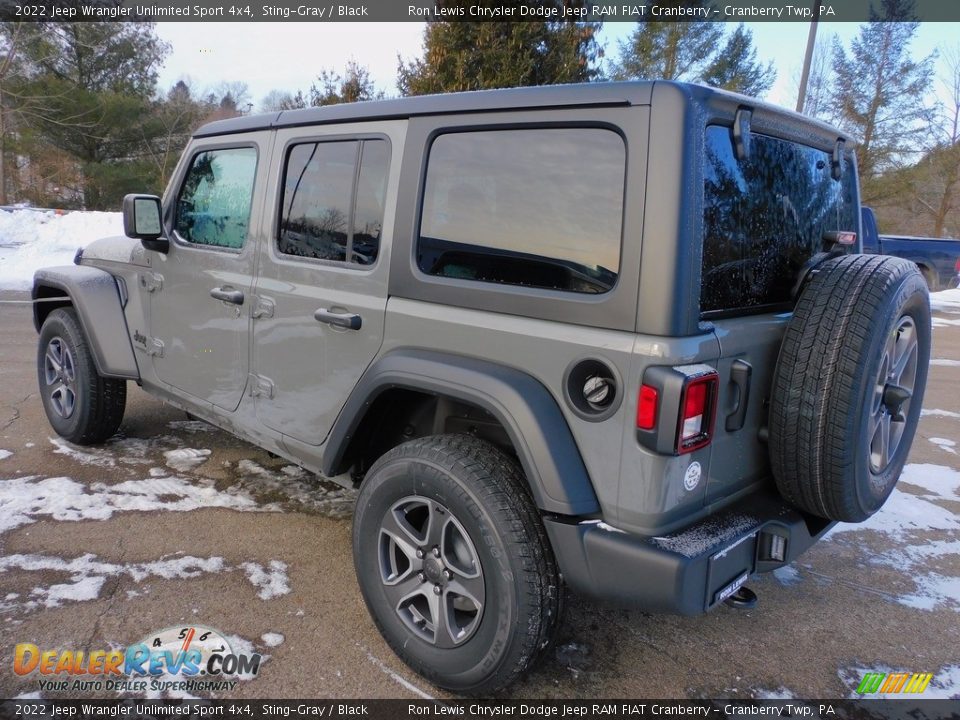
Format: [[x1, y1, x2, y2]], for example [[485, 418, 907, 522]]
[[544, 490, 834, 616]]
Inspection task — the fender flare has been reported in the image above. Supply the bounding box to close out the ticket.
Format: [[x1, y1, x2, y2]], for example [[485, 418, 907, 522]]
[[322, 349, 600, 516], [33, 266, 140, 380]]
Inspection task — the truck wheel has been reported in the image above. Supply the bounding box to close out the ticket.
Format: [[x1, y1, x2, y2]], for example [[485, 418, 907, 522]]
[[769, 255, 930, 522], [37, 308, 126, 445], [352, 434, 561, 695]]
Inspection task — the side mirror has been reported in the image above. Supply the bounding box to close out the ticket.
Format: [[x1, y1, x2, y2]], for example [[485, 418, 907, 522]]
[[123, 194, 169, 253]]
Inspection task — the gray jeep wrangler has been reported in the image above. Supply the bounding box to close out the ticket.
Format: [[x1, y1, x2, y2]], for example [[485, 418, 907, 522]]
[[33, 81, 931, 694]]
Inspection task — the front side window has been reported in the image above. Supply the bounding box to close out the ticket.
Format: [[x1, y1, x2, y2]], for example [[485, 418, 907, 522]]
[[278, 139, 390, 266], [701, 125, 858, 315], [418, 128, 625, 294], [175, 147, 257, 249]]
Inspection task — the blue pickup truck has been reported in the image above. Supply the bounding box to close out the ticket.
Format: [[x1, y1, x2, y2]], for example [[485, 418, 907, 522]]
[[861, 207, 960, 291]]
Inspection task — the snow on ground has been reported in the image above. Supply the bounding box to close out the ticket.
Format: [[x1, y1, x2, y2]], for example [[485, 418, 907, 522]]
[[0, 210, 122, 290], [261, 632, 285, 647], [930, 437, 958, 455], [0, 449, 11, 460], [163, 447, 212, 472], [828, 463, 960, 612], [930, 287, 960, 312], [0, 551, 290, 613], [0, 473, 261, 534], [240, 560, 291, 600], [931, 358, 960, 366]]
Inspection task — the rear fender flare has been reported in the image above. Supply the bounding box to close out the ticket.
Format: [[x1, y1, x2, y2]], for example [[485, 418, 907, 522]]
[[322, 349, 600, 516]]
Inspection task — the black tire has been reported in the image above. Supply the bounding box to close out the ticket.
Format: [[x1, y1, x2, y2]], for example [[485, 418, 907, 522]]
[[37, 307, 126, 445], [352, 434, 561, 695], [769, 255, 930, 522]]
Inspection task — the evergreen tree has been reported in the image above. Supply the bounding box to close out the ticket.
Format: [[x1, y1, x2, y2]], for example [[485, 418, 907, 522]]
[[700, 24, 774, 96], [829, 0, 934, 191], [310, 61, 384, 106], [612, 3, 722, 82], [14, 22, 169, 209], [398, 14, 602, 95]]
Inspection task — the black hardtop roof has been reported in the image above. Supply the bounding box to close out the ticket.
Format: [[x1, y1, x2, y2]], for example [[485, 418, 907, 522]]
[[193, 81, 656, 138]]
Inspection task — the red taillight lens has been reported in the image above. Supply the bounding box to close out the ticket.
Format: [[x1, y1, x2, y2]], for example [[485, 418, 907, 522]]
[[637, 385, 658, 430], [677, 373, 718, 454], [955, 256, 960, 273]]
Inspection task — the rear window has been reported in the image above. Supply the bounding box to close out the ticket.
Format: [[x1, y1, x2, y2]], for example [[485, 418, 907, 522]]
[[701, 125, 858, 315], [418, 128, 625, 295]]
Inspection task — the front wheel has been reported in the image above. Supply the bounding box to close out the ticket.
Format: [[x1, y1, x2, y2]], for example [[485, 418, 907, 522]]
[[352, 435, 561, 695], [37, 308, 126, 444]]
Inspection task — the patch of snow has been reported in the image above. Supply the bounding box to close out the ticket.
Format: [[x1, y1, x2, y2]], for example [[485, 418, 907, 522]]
[[0, 449, 11, 460], [0, 210, 122, 290], [772, 565, 802, 586], [235, 459, 356, 517], [163, 448, 211, 472], [49, 436, 114, 467], [930, 358, 960, 367], [261, 632, 284, 647], [24, 442, 34, 448], [929, 437, 958, 455], [240, 560, 290, 600], [0, 473, 261, 534], [922, 408, 960, 419], [932, 317, 960, 328], [0, 552, 288, 613], [897, 575, 960, 612], [930, 288, 960, 312]]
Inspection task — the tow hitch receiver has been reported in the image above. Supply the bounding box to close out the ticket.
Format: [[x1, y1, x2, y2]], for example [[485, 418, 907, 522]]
[[723, 585, 758, 610]]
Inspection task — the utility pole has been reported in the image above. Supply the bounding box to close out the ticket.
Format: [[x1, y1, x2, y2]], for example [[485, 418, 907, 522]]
[[796, 1, 822, 113]]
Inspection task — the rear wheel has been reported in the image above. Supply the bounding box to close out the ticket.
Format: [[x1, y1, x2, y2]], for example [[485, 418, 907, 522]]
[[37, 308, 126, 444], [352, 434, 561, 695], [769, 255, 930, 522]]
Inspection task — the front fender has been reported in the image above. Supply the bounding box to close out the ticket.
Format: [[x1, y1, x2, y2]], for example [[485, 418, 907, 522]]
[[323, 349, 600, 516], [33, 266, 140, 380]]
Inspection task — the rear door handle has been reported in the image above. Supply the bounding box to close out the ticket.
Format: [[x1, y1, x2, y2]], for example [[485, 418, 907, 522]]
[[725, 359, 752, 432], [210, 287, 244, 305], [314, 308, 362, 331]]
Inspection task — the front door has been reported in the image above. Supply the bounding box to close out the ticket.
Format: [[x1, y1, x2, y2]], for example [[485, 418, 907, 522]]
[[251, 123, 401, 445], [149, 140, 265, 411]]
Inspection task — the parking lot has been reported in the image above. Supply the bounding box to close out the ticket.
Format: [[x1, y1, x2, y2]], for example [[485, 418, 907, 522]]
[[1, 288, 958, 700]]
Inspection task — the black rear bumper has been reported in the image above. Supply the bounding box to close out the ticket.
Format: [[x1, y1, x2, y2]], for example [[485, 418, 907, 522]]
[[543, 490, 834, 616]]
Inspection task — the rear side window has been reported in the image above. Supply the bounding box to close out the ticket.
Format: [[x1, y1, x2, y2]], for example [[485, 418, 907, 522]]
[[175, 147, 257, 249], [701, 125, 858, 315], [278, 139, 389, 266], [418, 128, 625, 294]]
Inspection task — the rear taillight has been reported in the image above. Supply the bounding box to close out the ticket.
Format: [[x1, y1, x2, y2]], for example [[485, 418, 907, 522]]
[[636, 385, 658, 430], [955, 256, 960, 273], [676, 372, 719, 454]]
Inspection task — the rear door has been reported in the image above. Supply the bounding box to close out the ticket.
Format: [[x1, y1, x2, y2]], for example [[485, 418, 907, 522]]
[[700, 125, 859, 502], [250, 122, 402, 445]]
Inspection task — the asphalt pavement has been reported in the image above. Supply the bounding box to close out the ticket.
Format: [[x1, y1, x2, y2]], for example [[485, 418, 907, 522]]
[[1, 289, 958, 700]]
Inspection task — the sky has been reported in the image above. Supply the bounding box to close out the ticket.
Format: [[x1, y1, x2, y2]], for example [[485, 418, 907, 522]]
[[154, 21, 958, 113]]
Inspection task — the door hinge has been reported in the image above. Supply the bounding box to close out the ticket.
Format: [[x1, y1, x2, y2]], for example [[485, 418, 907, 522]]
[[251, 295, 275, 319], [139, 272, 164, 292], [248, 374, 275, 399], [147, 338, 165, 357]]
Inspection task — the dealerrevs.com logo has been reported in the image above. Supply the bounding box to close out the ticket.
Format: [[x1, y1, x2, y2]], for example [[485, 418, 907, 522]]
[[13, 625, 261, 693], [856, 672, 933, 695]]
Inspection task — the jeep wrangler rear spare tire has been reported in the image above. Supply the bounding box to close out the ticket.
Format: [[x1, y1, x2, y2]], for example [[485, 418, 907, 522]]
[[37, 307, 126, 445], [352, 434, 561, 695], [769, 255, 930, 523]]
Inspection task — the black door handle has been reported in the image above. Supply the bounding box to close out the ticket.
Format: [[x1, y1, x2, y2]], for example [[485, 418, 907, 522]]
[[210, 287, 244, 305], [314, 308, 362, 330], [725, 359, 752, 432]]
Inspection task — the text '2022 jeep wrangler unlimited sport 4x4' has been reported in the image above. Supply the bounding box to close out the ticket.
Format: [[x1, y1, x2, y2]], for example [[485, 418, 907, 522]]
[[33, 81, 931, 694]]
